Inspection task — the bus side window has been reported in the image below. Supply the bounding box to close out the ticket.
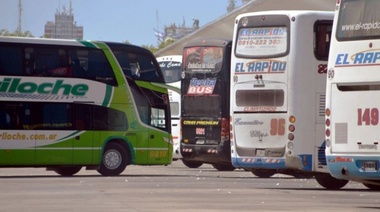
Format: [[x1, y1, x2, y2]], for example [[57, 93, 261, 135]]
[[127, 80, 151, 125], [43, 103, 71, 130], [315, 21, 332, 61], [87, 50, 117, 86], [107, 108, 128, 131], [151, 107, 165, 129], [47, 49, 72, 77], [24, 48, 35, 75], [93, 106, 108, 130], [35, 48, 58, 76], [0, 104, 11, 129], [92, 106, 127, 131], [73, 104, 92, 130], [0, 103, 24, 130], [0, 46, 23, 76]]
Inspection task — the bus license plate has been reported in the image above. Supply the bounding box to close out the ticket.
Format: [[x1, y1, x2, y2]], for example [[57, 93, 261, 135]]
[[362, 161, 378, 172], [196, 139, 205, 144], [256, 149, 266, 157]]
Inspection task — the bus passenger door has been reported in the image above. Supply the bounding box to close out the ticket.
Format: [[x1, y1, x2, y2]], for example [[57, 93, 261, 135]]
[[148, 107, 172, 164], [34, 103, 93, 166], [72, 104, 94, 165]]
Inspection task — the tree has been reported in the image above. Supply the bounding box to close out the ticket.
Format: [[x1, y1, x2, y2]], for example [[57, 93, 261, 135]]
[[0, 29, 34, 37], [142, 38, 175, 53], [142, 44, 159, 53], [158, 38, 175, 49]]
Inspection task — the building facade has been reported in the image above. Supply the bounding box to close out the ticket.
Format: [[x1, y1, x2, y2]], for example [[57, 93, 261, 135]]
[[44, 4, 83, 39]]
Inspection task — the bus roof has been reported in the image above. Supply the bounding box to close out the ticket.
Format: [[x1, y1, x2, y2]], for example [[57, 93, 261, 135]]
[[235, 10, 334, 19], [103, 41, 155, 55], [156, 55, 182, 62], [183, 38, 232, 48], [0, 36, 150, 53], [0, 36, 89, 47]]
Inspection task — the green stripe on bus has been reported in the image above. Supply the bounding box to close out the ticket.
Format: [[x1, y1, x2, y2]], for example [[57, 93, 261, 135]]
[[135, 81, 167, 93], [102, 85, 113, 107], [78, 40, 98, 48]]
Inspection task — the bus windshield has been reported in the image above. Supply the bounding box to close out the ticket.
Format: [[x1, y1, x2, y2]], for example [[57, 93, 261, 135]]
[[183, 46, 224, 75], [235, 89, 285, 108], [337, 0, 380, 40], [106, 42, 165, 83], [235, 26, 288, 57], [182, 46, 224, 117], [158, 60, 182, 83]]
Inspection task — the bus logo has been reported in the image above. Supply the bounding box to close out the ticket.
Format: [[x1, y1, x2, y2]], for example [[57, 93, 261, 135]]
[[159, 61, 181, 69], [0, 77, 89, 96], [335, 50, 380, 67], [187, 78, 216, 94], [235, 60, 286, 73]]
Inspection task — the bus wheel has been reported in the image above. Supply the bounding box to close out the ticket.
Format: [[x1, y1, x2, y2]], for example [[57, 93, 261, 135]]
[[181, 159, 203, 168], [212, 163, 236, 171], [251, 169, 276, 178], [363, 181, 380, 190], [53, 166, 82, 176], [315, 173, 348, 190], [98, 143, 129, 176]]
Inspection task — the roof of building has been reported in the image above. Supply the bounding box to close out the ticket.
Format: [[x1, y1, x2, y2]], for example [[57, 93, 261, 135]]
[[154, 0, 336, 57]]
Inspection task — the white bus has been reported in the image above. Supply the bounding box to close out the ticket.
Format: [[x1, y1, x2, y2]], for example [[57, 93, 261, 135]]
[[157, 55, 182, 160], [325, 0, 380, 190], [230, 10, 348, 189]]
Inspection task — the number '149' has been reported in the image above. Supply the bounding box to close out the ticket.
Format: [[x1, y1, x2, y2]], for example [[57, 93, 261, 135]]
[[358, 108, 379, 125]]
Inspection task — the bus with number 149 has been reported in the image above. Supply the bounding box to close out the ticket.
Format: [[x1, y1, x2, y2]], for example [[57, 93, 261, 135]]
[[325, 0, 380, 190]]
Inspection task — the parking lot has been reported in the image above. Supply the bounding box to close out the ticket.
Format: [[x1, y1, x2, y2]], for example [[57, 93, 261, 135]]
[[1, 160, 379, 212]]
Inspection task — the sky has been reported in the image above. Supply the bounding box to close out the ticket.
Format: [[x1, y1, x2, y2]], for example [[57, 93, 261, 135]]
[[0, 0, 243, 47]]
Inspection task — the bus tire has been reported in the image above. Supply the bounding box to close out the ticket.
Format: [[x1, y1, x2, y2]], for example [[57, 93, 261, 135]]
[[181, 159, 203, 168], [315, 173, 348, 190], [212, 163, 236, 171], [98, 142, 129, 176], [53, 166, 82, 176], [363, 181, 380, 190], [251, 169, 276, 178]]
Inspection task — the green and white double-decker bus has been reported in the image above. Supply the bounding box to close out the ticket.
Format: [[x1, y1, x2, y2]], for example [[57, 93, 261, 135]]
[[0, 36, 172, 176]]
